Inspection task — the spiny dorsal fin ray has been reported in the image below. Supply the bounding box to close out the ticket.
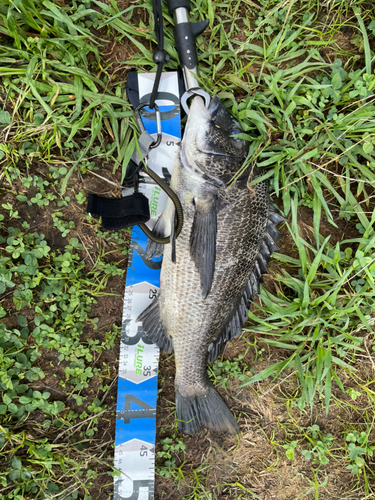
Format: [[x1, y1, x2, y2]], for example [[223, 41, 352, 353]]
[[190, 197, 217, 298], [257, 252, 269, 274], [264, 231, 280, 253], [207, 205, 285, 363], [268, 210, 287, 225], [136, 297, 173, 353], [266, 221, 282, 242]]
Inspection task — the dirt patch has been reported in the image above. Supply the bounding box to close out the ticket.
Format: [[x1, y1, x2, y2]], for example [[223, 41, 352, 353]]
[[0, 153, 129, 499], [154, 333, 373, 499]]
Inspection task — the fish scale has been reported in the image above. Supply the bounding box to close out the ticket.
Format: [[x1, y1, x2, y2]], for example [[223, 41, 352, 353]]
[[162, 179, 268, 400]]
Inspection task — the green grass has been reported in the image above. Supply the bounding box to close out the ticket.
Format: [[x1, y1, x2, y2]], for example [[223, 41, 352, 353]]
[[1, 0, 375, 498]]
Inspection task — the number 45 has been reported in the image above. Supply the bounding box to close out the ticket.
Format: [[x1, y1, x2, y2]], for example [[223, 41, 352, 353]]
[[140, 445, 148, 457]]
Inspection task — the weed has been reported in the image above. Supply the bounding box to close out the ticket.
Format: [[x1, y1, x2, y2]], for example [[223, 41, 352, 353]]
[[157, 436, 186, 478], [301, 425, 334, 465], [210, 353, 250, 388], [51, 211, 76, 237], [283, 439, 299, 460], [346, 428, 375, 475], [242, 219, 375, 410]]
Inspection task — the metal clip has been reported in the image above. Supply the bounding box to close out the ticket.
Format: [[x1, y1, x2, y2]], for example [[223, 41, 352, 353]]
[[135, 102, 162, 149], [181, 87, 210, 115]]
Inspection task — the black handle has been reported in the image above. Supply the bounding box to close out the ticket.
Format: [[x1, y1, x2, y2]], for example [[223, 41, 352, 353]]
[[173, 20, 208, 69], [167, 0, 208, 70]]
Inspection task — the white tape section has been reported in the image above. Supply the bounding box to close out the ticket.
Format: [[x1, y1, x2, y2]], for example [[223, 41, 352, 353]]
[[114, 72, 181, 500]]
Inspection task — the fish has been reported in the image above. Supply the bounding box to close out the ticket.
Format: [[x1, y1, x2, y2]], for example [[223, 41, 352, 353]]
[[137, 95, 284, 435]]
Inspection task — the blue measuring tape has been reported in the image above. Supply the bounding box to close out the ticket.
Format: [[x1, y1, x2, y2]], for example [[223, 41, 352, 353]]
[[114, 72, 181, 500]]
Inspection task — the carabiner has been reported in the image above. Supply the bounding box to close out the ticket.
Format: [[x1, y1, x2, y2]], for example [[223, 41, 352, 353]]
[[135, 102, 162, 149]]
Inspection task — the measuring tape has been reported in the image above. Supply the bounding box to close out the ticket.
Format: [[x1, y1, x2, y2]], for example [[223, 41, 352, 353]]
[[114, 72, 181, 500]]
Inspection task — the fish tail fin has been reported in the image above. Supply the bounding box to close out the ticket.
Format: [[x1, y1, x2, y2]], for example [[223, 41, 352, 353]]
[[176, 384, 239, 435]]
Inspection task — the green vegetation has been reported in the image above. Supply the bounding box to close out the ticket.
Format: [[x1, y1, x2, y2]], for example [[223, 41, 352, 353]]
[[1, 0, 375, 498], [0, 220, 126, 498]]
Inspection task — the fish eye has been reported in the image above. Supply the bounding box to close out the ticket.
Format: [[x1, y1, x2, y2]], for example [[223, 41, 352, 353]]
[[230, 128, 242, 142]]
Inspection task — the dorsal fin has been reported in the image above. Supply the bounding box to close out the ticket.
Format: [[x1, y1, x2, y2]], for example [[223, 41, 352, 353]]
[[207, 207, 286, 363]]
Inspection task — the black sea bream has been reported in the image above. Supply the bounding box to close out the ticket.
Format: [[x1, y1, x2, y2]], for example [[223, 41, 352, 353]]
[[137, 96, 284, 435]]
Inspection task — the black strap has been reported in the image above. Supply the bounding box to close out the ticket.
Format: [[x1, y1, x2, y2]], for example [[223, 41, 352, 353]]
[[123, 158, 139, 183], [149, 0, 169, 109], [87, 192, 150, 231], [86, 129, 156, 230]]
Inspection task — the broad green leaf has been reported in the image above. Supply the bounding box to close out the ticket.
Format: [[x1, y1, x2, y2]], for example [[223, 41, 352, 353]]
[[331, 72, 342, 90]]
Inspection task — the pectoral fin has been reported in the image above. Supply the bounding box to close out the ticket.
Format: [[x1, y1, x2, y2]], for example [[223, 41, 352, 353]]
[[190, 197, 217, 298], [145, 200, 176, 261]]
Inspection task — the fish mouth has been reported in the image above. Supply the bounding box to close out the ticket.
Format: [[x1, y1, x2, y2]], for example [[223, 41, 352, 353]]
[[189, 95, 220, 120], [207, 95, 221, 117], [184, 96, 227, 156]]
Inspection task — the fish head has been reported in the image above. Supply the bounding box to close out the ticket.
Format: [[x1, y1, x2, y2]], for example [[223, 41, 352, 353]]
[[181, 96, 249, 187]]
